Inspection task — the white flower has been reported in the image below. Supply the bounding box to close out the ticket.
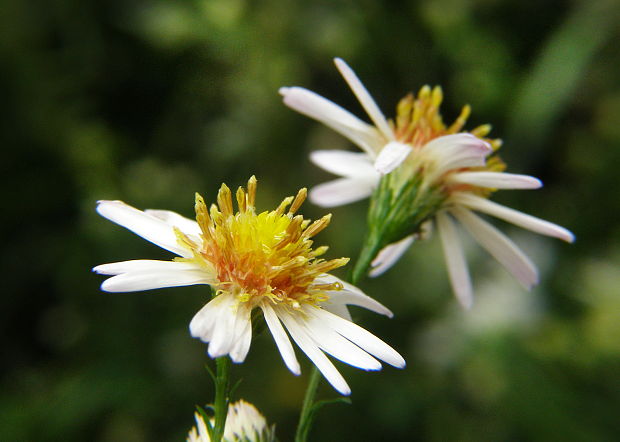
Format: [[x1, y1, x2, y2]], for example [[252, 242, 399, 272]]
[[280, 58, 574, 308], [93, 176, 405, 395], [187, 399, 274, 442]]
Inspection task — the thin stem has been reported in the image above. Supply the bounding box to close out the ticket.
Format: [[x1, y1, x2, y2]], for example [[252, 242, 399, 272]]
[[294, 365, 322, 442], [350, 231, 383, 285], [212, 356, 231, 442]]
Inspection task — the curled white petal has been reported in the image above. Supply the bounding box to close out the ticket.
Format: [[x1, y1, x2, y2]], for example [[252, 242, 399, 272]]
[[100, 268, 211, 292], [261, 303, 301, 375], [424, 134, 492, 180], [374, 141, 412, 174], [278, 310, 351, 395], [369, 235, 415, 278], [449, 172, 542, 189], [96, 200, 192, 258], [302, 312, 382, 371], [307, 307, 405, 369], [453, 192, 575, 243], [279, 86, 382, 157], [315, 274, 394, 318], [309, 177, 377, 208], [436, 212, 473, 309], [451, 207, 539, 289], [334, 58, 394, 142], [309, 150, 378, 178]]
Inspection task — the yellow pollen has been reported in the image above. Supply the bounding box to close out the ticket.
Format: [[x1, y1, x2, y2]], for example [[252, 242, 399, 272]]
[[183, 177, 348, 308]]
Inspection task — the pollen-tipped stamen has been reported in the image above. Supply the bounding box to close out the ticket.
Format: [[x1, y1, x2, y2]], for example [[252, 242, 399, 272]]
[[236, 187, 247, 213], [447, 105, 471, 133], [195, 193, 212, 239], [302, 214, 332, 239], [217, 184, 234, 216], [246, 176, 257, 209], [288, 188, 307, 215]]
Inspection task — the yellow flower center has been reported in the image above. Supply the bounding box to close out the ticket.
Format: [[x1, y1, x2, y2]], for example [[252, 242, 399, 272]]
[[392, 85, 502, 152], [177, 176, 348, 309]]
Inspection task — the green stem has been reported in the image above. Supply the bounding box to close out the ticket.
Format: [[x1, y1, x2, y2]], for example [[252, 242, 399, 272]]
[[212, 356, 231, 442], [350, 231, 383, 285], [294, 365, 321, 442]]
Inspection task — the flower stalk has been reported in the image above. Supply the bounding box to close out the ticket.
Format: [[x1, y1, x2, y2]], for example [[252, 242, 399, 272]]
[[294, 365, 322, 442], [211, 356, 231, 442]]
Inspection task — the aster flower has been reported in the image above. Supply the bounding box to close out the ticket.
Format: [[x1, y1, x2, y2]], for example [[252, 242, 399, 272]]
[[280, 58, 574, 308], [93, 176, 405, 394], [187, 399, 275, 442]]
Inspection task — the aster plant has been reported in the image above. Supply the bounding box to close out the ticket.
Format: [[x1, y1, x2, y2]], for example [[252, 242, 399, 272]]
[[280, 58, 574, 308], [94, 176, 404, 441]]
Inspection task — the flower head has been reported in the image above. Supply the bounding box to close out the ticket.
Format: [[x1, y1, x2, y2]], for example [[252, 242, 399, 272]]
[[187, 399, 275, 442], [94, 176, 405, 394], [280, 58, 574, 308]]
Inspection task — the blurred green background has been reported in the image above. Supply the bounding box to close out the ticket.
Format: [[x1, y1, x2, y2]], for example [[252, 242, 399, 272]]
[[3, 0, 620, 440]]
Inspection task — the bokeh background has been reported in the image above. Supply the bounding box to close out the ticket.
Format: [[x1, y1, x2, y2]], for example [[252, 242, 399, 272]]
[[3, 0, 620, 440]]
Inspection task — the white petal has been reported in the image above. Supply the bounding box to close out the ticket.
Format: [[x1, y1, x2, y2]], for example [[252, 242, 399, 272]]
[[279, 86, 382, 157], [451, 207, 539, 289], [334, 58, 394, 141], [374, 141, 412, 174], [436, 212, 474, 309], [424, 134, 492, 179], [278, 310, 351, 395], [453, 192, 575, 243], [93, 259, 201, 276], [301, 310, 382, 371], [261, 303, 301, 375], [309, 150, 378, 178], [315, 274, 394, 318], [369, 235, 415, 278], [96, 200, 192, 258], [144, 209, 202, 236], [309, 177, 377, 207], [449, 172, 542, 189], [229, 307, 253, 363], [322, 303, 352, 322], [307, 307, 405, 369], [190, 298, 222, 342], [207, 294, 241, 359], [100, 268, 211, 292]]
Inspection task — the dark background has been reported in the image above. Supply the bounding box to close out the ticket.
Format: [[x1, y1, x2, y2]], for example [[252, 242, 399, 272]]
[[3, 0, 620, 440]]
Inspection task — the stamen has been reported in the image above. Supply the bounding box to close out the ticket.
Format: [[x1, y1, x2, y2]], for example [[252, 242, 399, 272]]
[[174, 227, 196, 250], [288, 188, 307, 215], [217, 184, 234, 216], [448, 105, 471, 133], [311, 282, 343, 291], [275, 196, 294, 216], [431, 86, 443, 109], [236, 187, 247, 213], [247, 175, 257, 209], [195, 193, 212, 239], [311, 245, 329, 257], [471, 124, 492, 138], [303, 214, 332, 238], [308, 257, 349, 275]]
